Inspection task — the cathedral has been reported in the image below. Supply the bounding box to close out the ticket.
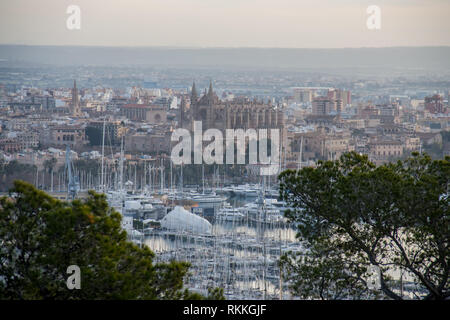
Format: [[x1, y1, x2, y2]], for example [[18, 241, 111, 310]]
[[180, 81, 284, 133]]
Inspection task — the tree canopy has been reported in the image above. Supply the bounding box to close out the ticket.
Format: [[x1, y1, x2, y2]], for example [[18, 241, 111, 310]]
[[0, 180, 222, 300], [279, 152, 449, 300], [0, 160, 37, 192]]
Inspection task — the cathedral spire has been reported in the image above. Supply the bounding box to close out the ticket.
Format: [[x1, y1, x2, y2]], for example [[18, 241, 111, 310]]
[[180, 96, 185, 128], [208, 80, 214, 97], [191, 81, 198, 104]]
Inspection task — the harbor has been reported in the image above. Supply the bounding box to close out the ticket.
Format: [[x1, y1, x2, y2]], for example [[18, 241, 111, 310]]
[[99, 156, 298, 299], [117, 189, 300, 300]]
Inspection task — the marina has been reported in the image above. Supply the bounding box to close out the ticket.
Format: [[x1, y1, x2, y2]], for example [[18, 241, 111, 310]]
[[105, 176, 299, 300], [142, 203, 299, 300]]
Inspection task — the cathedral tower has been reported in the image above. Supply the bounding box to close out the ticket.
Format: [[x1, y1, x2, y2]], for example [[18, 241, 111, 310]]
[[71, 80, 82, 116]]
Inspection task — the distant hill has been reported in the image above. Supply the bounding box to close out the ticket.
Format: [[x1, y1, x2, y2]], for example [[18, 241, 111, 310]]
[[0, 45, 449, 72]]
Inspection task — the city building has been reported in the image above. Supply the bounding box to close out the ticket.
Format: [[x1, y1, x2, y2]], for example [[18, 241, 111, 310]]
[[87, 120, 127, 146], [49, 125, 87, 147], [369, 140, 403, 162], [120, 104, 167, 123], [293, 88, 313, 103], [312, 96, 340, 115], [425, 94, 445, 114]]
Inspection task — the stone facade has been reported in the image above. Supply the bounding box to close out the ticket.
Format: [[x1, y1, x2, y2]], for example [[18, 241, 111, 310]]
[[182, 82, 284, 133], [120, 104, 167, 124]]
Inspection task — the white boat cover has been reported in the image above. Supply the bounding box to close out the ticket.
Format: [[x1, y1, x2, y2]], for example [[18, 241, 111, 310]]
[[124, 200, 141, 210], [161, 206, 212, 234]]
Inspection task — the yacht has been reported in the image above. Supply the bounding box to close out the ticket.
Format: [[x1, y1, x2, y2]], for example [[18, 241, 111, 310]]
[[184, 191, 227, 217], [216, 203, 245, 222], [106, 191, 165, 220], [233, 184, 260, 198], [238, 198, 288, 223]]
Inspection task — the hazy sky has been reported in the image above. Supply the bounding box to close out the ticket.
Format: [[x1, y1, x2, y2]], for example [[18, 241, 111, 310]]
[[0, 0, 449, 48]]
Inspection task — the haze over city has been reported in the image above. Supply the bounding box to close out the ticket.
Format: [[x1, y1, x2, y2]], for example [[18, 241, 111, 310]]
[[0, 0, 449, 48]]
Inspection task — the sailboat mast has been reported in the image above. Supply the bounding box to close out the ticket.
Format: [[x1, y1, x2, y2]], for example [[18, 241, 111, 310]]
[[170, 158, 173, 192], [101, 118, 106, 192], [134, 163, 137, 192], [160, 158, 164, 193], [119, 135, 124, 192], [262, 175, 267, 300], [298, 135, 303, 170], [180, 163, 183, 194], [143, 159, 147, 191]]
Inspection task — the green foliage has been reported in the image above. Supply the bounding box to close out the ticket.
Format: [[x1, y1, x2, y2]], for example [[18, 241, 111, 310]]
[[0, 181, 224, 300], [279, 235, 381, 300], [0, 160, 36, 176], [206, 287, 225, 300], [279, 152, 449, 300], [0, 160, 37, 191]]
